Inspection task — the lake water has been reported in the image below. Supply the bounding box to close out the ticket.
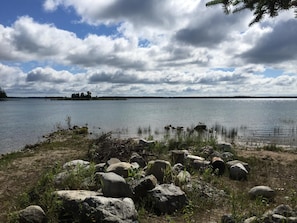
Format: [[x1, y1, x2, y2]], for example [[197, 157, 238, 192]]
[[1, 98, 297, 154]]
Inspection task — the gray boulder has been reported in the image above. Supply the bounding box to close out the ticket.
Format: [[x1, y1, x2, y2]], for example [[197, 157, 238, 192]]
[[55, 190, 137, 223], [82, 196, 138, 223], [132, 174, 157, 198], [273, 204, 294, 217], [221, 152, 234, 161], [248, 186, 275, 200], [106, 162, 133, 178], [200, 146, 214, 158], [175, 171, 191, 185], [146, 160, 172, 183], [172, 163, 184, 174], [185, 154, 206, 170], [171, 150, 189, 164], [130, 152, 146, 168], [229, 163, 248, 181], [19, 205, 46, 223], [211, 157, 225, 175], [97, 172, 133, 198], [148, 184, 188, 214], [226, 160, 250, 172], [191, 160, 210, 171]]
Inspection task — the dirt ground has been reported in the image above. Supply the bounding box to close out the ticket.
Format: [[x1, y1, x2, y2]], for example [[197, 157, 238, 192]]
[[0, 131, 90, 221]]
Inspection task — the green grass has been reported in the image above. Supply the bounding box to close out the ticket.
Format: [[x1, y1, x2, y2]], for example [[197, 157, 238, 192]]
[[0, 151, 33, 170]]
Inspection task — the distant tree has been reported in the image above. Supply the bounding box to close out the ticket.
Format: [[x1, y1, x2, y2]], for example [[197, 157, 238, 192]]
[[71, 93, 80, 99], [0, 87, 7, 98], [206, 0, 297, 25], [86, 91, 92, 98]]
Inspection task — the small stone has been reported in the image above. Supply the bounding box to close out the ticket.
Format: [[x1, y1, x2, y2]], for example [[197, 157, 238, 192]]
[[63, 160, 90, 170], [248, 186, 275, 200], [243, 216, 258, 223], [19, 205, 46, 223]]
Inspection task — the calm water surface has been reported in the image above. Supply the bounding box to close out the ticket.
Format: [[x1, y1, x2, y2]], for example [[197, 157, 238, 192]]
[[1, 98, 297, 154]]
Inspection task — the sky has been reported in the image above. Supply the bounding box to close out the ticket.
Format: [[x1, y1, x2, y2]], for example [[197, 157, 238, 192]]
[[0, 0, 297, 97]]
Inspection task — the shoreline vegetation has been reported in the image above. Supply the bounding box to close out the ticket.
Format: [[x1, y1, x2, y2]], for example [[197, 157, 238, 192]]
[[1, 123, 297, 222]]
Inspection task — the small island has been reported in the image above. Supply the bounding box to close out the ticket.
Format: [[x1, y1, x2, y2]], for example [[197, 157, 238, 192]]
[[57, 91, 127, 100]]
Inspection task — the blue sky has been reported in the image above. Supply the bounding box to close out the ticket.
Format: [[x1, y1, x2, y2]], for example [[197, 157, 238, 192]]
[[1, 0, 297, 97]]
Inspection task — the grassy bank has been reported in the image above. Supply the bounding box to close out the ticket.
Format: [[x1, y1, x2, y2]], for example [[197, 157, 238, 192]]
[[1, 126, 297, 222]]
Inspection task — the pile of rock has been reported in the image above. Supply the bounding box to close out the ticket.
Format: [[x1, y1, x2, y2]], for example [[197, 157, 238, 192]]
[[16, 139, 282, 223]]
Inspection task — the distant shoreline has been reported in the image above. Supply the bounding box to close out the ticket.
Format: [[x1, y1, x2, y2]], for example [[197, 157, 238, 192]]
[[4, 96, 297, 100]]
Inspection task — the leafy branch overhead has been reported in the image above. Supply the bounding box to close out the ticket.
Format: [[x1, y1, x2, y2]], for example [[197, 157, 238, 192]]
[[206, 0, 297, 25]]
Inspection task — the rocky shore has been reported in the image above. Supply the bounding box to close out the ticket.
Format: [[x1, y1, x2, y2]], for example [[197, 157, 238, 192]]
[[1, 126, 297, 222]]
